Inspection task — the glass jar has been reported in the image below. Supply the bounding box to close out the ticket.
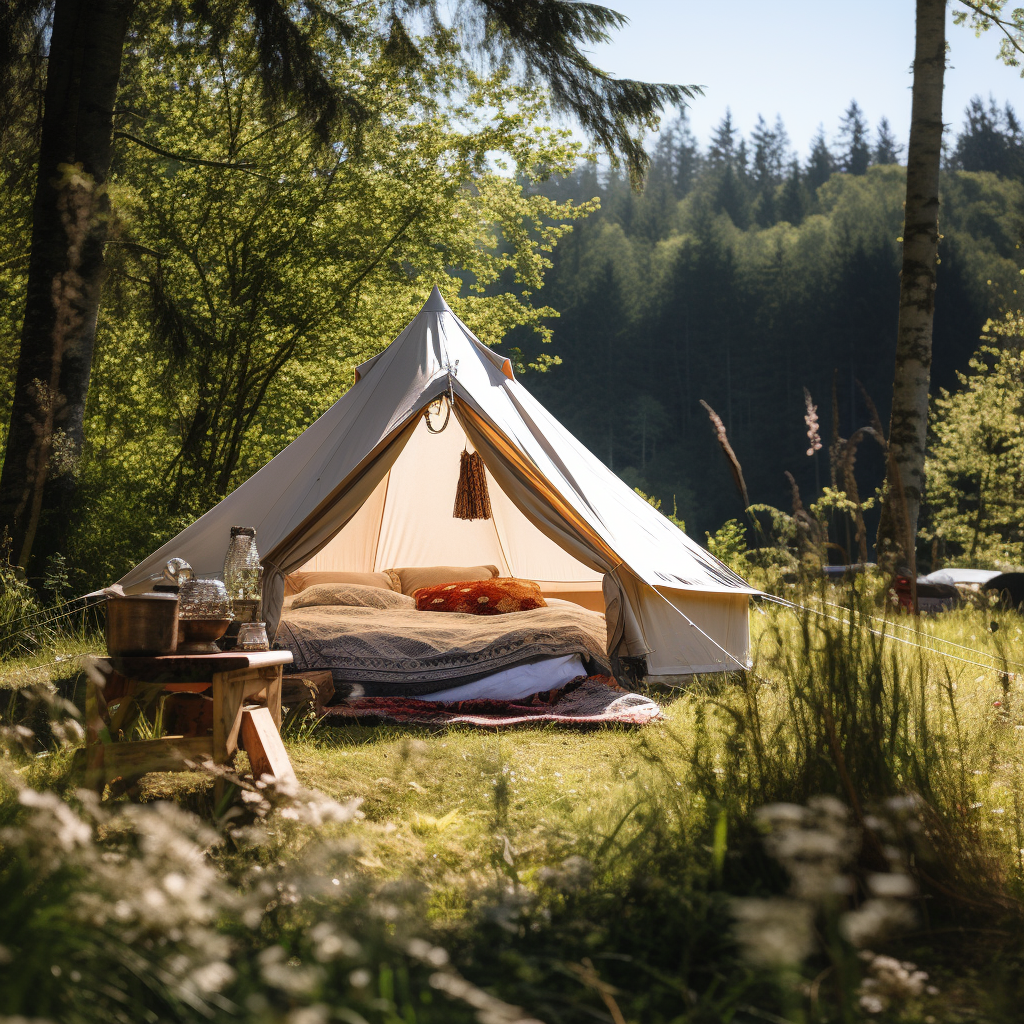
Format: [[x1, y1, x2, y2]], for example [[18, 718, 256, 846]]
[[223, 526, 261, 613], [236, 621, 270, 652]]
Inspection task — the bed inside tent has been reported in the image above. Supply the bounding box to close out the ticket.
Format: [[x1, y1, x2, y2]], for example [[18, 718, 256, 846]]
[[275, 402, 612, 700]]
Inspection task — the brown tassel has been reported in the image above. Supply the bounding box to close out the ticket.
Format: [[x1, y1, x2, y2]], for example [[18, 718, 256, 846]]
[[454, 449, 492, 520]]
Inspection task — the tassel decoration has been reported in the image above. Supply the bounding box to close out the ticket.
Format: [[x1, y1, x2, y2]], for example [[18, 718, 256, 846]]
[[454, 449, 492, 520]]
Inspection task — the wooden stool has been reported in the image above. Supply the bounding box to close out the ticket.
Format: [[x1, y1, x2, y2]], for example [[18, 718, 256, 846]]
[[83, 650, 293, 793]]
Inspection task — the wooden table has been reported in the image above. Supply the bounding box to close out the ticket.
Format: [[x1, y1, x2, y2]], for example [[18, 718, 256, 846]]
[[83, 650, 292, 793]]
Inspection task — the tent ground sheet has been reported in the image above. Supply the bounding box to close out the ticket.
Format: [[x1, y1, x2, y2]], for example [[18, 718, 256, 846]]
[[321, 676, 663, 730], [276, 600, 608, 697]]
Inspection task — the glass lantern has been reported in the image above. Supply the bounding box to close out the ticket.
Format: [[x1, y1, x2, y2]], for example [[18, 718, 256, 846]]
[[223, 525, 261, 621]]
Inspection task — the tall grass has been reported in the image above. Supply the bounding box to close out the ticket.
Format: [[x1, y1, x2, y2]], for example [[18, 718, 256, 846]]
[[0, 562, 103, 691], [0, 719, 535, 1024], [698, 581, 1024, 914]]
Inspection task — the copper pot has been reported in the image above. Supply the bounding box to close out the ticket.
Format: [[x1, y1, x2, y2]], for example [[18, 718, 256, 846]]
[[105, 594, 179, 657]]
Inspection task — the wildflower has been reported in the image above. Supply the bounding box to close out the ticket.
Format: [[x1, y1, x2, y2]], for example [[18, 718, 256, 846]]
[[857, 954, 933, 1013], [287, 1005, 330, 1024], [840, 898, 916, 947], [407, 938, 449, 967], [866, 873, 916, 898], [731, 897, 815, 968], [756, 797, 858, 901], [190, 961, 236, 993], [310, 922, 360, 961], [803, 387, 822, 456]]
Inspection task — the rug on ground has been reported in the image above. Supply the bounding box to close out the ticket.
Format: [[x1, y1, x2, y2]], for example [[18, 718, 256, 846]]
[[321, 676, 663, 730]]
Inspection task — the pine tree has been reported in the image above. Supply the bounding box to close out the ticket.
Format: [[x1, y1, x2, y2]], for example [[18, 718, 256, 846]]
[[751, 114, 790, 227], [650, 112, 703, 199], [708, 110, 737, 169], [735, 138, 750, 182], [873, 116, 903, 164], [838, 100, 871, 174], [673, 121, 704, 197], [806, 125, 835, 191], [751, 115, 789, 188], [778, 160, 808, 225], [952, 95, 1024, 177], [714, 165, 749, 228]]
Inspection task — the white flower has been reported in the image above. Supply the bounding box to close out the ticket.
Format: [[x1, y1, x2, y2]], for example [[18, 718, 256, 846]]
[[731, 897, 815, 968], [866, 872, 916, 898], [190, 961, 236, 993], [287, 1005, 330, 1024], [840, 899, 916, 947]]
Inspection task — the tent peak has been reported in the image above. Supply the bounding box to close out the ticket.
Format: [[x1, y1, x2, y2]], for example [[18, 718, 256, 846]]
[[422, 286, 451, 313]]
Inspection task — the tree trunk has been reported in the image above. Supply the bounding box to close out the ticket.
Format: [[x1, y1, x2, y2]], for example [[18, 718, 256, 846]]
[[876, 0, 946, 563], [0, 0, 133, 580]]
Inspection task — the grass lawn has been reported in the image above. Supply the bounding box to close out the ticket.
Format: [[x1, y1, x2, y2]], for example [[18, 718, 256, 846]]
[[285, 707, 694, 911]]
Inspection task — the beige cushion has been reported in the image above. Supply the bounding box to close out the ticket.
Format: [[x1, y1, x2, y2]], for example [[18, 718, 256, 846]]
[[393, 564, 499, 597], [284, 570, 399, 595], [291, 583, 415, 611]]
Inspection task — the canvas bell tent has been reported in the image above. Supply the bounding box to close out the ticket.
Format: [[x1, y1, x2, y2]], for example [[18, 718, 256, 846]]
[[119, 288, 756, 678]]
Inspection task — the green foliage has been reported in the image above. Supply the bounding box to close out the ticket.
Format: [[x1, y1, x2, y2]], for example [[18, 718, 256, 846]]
[[61, 15, 596, 587], [0, 557, 40, 659], [952, 1, 1024, 77], [809, 485, 875, 525], [926, 315, 1024, 567], [42, 552, 70, 605], [706, 519, 749, 572], [0, 11, 40, 457], [633, 485, 685, 531], [0, 751, 494, 1022], [8, 591, 1024, 1021]]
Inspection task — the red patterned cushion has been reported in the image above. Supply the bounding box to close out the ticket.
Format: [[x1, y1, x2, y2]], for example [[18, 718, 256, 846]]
[[414, 577, 548, 615]]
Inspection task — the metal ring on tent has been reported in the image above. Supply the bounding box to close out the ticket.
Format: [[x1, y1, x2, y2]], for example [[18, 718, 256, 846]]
[[423, 395, 451, 433]]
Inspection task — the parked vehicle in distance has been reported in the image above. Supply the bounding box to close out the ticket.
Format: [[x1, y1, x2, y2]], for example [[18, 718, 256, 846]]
[[923, 568, 1001, 587], [893, 573, 961, 614]]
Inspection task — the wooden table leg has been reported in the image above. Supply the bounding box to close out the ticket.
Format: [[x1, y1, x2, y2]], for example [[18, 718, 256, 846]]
[[267, 667, 282, 729], [212, 670, 246, 764], [84, 676, 107, 794]]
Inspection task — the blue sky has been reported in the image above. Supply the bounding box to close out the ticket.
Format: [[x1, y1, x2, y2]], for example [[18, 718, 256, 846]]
[[583, 0, 1023, 158]]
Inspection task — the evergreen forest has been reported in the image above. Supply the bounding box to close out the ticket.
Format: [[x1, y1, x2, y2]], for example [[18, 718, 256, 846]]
[[512, 99, 1024, 557]]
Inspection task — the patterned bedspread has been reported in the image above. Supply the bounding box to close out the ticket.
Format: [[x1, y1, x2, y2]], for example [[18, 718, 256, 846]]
[[276, 599, 608, 697]]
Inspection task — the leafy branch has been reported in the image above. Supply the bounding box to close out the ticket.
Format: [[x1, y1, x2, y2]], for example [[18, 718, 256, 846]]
[[112, 131, 265, 173], [953, 0, 1024, 71]]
